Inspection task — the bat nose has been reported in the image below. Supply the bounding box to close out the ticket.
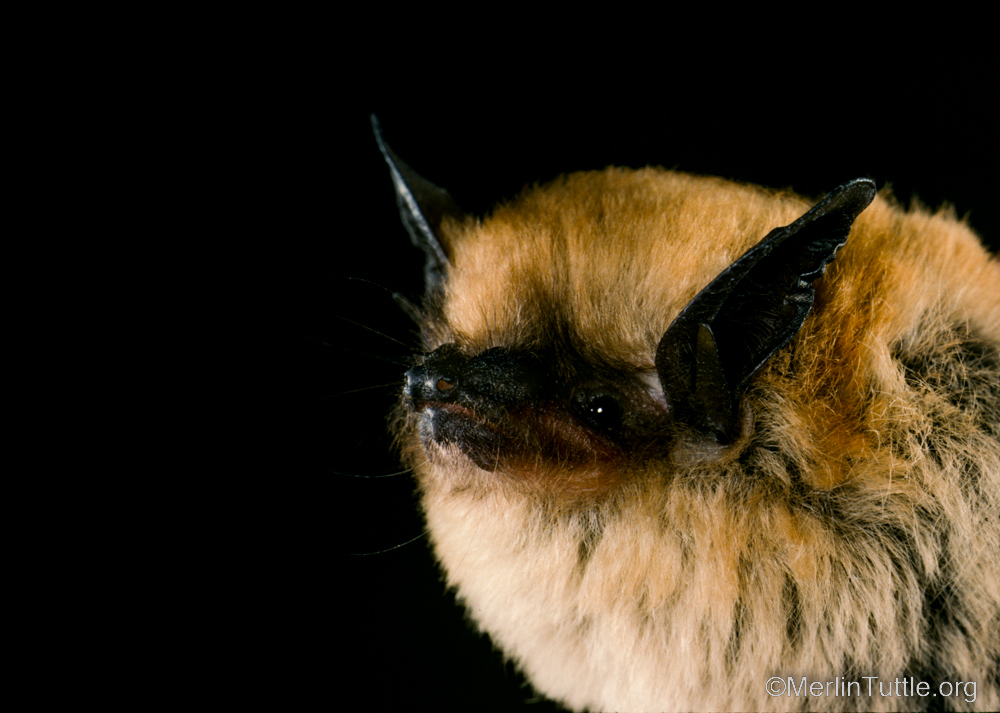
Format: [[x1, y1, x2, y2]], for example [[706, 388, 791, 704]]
[[405, 363, 461, 406], [404, 343, 549, 412]]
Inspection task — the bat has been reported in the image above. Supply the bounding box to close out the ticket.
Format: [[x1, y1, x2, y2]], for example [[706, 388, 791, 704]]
[[373, 116, 1000, 712]]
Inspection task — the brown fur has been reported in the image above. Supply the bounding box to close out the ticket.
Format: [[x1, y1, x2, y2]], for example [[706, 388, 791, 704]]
[[396, 168, 1000, 711]]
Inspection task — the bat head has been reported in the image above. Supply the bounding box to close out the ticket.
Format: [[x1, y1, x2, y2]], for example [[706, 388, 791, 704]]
[[375, 116, 875, 504]]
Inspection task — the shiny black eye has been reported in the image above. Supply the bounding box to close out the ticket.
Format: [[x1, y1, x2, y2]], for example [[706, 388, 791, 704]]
[[574, 392, 623, 432]]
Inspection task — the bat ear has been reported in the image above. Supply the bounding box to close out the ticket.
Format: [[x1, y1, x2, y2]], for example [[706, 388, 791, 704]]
[[655, 178, 877, 444], [372, 115, 462, 299]]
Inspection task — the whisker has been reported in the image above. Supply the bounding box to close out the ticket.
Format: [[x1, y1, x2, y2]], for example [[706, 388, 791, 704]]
[[333, 275, 397, 294], [322, 381, 401, 398], [349, 528, 430, 556], [333, 467, 413, 478], [336, 349, 413, 368], [303, 335, 414, 367], [392, 292, 421, 325], [326, 318, 414, 349], [328, 277, 423, 324]]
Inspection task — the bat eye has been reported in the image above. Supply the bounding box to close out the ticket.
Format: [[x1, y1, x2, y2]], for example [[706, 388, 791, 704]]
[[574, 391, 623, 433]]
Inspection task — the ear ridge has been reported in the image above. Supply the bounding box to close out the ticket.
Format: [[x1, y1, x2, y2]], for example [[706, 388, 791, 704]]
[[693, 323, 733, 438], [656, 178, 877, 443], [372, 115, 460, 298]]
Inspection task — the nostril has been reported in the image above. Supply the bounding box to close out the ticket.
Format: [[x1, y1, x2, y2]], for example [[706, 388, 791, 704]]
[[431, 374, 459, 400], [405, 344, 468, 407]]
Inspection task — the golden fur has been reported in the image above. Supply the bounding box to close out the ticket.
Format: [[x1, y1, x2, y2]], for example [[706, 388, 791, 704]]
[[397, 168, 1000, 711]]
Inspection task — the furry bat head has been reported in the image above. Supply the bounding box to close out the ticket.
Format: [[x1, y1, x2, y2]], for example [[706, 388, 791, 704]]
[[375, 117, 1000, 712]]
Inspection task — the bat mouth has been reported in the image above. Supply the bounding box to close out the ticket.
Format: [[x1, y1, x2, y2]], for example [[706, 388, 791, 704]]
[[416, 401, 508, 434], [417, 399, 623, 474], [416, 402, 518, 471]]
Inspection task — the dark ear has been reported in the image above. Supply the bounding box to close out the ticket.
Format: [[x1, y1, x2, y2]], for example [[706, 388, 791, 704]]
[[372, 115, 462, 300], [655, 179, 877, 443]]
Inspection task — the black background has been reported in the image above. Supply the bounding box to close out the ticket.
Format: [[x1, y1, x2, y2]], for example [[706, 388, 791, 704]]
[[272, 66, 997, 711]]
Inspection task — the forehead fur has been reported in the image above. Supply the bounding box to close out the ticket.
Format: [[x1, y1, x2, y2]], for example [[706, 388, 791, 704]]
[[437, 168, 812, 364]]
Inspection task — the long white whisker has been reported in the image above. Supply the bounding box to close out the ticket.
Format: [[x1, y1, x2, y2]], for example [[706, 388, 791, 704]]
[[349, 528, 430, 556]]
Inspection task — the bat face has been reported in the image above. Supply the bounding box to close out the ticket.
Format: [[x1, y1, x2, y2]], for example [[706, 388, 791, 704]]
[[375, 118, 1000, 712]]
